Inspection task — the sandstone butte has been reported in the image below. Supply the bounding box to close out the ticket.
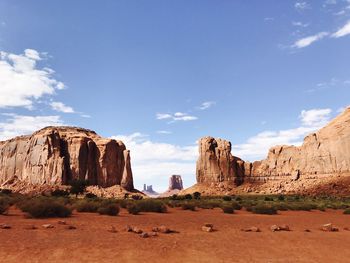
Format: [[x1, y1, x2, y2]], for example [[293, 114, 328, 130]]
[[185, 106, 350, 195], [0, 126, 134, 193], [158, 175, 184, 197]]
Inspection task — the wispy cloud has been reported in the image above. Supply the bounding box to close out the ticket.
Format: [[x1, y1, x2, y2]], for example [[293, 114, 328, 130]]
[[295, 1, 311, 11], [0, 114, 64, 141], [156, 112, 198, 122], [293, 32, 329, 48], [50, 101, 75, 113], [197, 101, 216, 110], [232, 108, 332, 160], [292, 21, 309, 27], [332, 20, 350, 38], [157, 130, 172, 134]]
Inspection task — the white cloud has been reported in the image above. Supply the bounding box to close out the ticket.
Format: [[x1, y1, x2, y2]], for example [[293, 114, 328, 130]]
[[197, 101, 216, 110], [156, 112, 198, 122], [0, 49, 65, 108], [232, 109, 332, 161], [264, 17, 274, 21], [112, 133, 197, 191], [0, 114, 63, 141], [292, 21, 309, 27], [293, 32, 329, 48], [295, 2, 311, 11], [50, 101, 75, 113], [157, 130, 172, 134], [300, 108, 332, 126], [332, 20, 350, 38]]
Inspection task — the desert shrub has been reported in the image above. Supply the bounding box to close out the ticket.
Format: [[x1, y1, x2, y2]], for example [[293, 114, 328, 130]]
[[264, 196, 274, 202], [221, 205, 234, 214], [231, 201, 242, 210], [0, 198, 10, 214], [97, 203, 120, 216], [181, 202, 196, 211], [137, 199, 167, 213], [196, 200, 222, 209], [343, 208, 350, 214], [131, 195, 143, 200], [193, 192, 201, 200], [287, 203, 317, 211], [118, 199, 129, 209], [184, 194, 192, 200], [251, 205, 277, 215], [277, 195, 285, 201], [223, 196, 232, 201], [85, 193, 98, 199], [19, 199, 71, 218], [235, 197, 242, 202], [170, 194, 178, 200], [69, 179, 88, 197], [75, 200, 99, 213], [0, 189, 12, 195], [51, 189, 70, 197], [127, 203, 141, 215]]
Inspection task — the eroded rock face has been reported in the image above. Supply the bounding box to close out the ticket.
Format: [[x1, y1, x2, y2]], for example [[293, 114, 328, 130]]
[[196, 137, 244, 186], [0, 126, 134, 190], [250, 107, 350, 180], [168, 175, 183, 190]]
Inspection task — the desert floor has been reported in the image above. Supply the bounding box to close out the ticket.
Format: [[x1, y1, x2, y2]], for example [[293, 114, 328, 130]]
[[1, 207, 350, 263]]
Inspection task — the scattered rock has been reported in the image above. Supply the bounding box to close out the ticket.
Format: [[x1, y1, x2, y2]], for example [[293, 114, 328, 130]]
[[126, 225, 143, 234], [202, 223, 214, 232], [140, 232, 149, 238], [57, 220, 67, 225], [66, 225, 77, 230], [0, 224, 11, 229], [241, 226, 260, 232], [152, 225, 173, 234], [42, 224, 54, 229], [270, 224, 290, 232], [304, 229, 311, 232], [321, 223, 339, 232]]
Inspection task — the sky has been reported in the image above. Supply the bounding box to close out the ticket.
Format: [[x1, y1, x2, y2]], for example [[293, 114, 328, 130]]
[[0, 0, 349, 192]]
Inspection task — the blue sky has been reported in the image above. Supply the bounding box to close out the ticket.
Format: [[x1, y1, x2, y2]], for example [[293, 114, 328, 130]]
[[0, 0, 349, 191]]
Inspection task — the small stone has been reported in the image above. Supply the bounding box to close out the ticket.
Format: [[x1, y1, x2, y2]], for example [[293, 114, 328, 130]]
[[241, 226, 260, 232], [108, 226, 117, 233], [279, 224, 290, 231], [0, 224, 11, 229], [125, 225, 133, 232], [42, 224, 54, 229], [304, 229, 311, 232], [66, 225, 77, 230], [132, 227, 143, 234], [202, 226, 214, 232], [140, 232, 149, 238], [57, 220, 67, 225], [321, 223, 339, 232], [149, 232, 158, 237], [270, 225, 279, 232], [153, 225, 172, 234], [203, 223, 214, 228]]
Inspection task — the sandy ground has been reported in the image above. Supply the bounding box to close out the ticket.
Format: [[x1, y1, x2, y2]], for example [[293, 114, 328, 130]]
[[1, 207, 350, 263]]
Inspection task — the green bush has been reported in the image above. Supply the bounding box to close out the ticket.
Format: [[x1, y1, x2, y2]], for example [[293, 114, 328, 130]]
[[69, 179, 88, 197], [181, 202, 196, 211], [0, 198, 10, 214], [223, 196, 232, 201], [264, 196, 274, 202], [137, 199, 167, 213], [51, 189, 70, 197], [344, 208, 350, 214], [131, 195, 143, 200], [277, 195, 285, 201], [184, 194, 192, 200], [231, 201, 242, 210], [19, 199, 71, 218], [127, 203, 141, 215], [85, 193, 98, 199], [193, 192, 201, 200], [75, 200, 99, 213], [97, 203, 120, 216], [221, 205, 234, 214], [251, 205, 277, 215]]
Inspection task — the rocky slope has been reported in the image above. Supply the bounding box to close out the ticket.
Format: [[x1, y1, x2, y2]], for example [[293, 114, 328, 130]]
[[0, 126, 134, 191], [186, 107, 350, 195]]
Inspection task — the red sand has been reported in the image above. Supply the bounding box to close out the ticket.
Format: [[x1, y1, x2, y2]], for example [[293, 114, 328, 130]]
[[1, 207, 350, 263]]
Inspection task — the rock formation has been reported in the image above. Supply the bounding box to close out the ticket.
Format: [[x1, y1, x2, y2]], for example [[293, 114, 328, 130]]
[[196, 137, 245, 186], [142, 184, 159, 196], [191, 107, 350, 195], [248, 106, 350, 181], [0, 126, 134, 190], [168, 175, 183, 191]]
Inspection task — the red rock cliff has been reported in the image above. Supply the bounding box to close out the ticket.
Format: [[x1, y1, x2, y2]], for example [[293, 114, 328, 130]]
[[0, 126, 134, 190]]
